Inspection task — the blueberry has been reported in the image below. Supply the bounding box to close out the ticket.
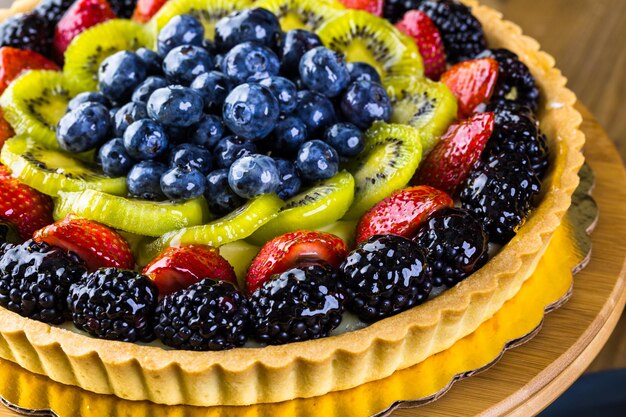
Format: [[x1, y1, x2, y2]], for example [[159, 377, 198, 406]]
[[132, 76, 168, 103], [223, 83, 279, 140], [113, 101, 148, 137], [340, 80, 392, 129], [163, 45, 214, 84], [213, 136, 257, 168], [164, 125, 189, 144], [271, 116, 307, 155], [228, 154, 280, 198], [169, 143, 212, 175], [190, 114, 224, 149], [294, 90, 337, 136], [258, 76, 297, 113], [346, 62, 381, 83], [275, 159, 301, 199], [160, 166, 207, 200], [127, 160, 168, 200], [147, 86, 204, 127], [214, 8, 281, 51], [98, 138, 134, 177], [204, 169, 245, 215], [299, 47, 349, 98], [221, 42, 280, 84], [281, 29, 323, 75], [67, 92, 109, 112], [123, 119, 169, 160], [98, 51, 148, 104], [157, 14, 204, 56], [109, 107, 119, 120], [136, 47, 163, 74], [190, 71, 231, 112], [324, 122, 364, 157], [295, 140, 339, 182], [56, 103, 111, 153]]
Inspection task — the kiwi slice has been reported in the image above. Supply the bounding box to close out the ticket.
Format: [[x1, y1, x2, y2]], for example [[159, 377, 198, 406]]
[[137, 194, 283, 266], [343, 122, 423, 220], [385, 76, 458, 153], [54, 189, 210, 237], [151, 0, 253, 41], [219, 240, 261, 288], [0, 70, 70, 149], [316, 219, 358, 248], [256, 0, 345, 31], [0, 136, 127, 197], [64, 19, 153, 95], [316, 10, 423, 81], [247, 171, 355, 245]]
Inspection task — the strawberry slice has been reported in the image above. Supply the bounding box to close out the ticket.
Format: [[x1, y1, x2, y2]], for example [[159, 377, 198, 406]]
[[0, 47, 60, 94], [441, 57, 499, 118], [34, 215, 134, 271], [0, 166, 53, 240], [132, 0, 168, 23], [0, 109, 14, 151], [142, 244, 237, 295], [396, 10, 446, 80], [54, 0, 116, 59], [356, 185, 453, 244], [412, 112, 495, 195], [246, 230, 348, 293], [338, 0, 383, 16]]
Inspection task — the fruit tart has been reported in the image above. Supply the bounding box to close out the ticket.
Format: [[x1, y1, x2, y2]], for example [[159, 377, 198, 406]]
[[0, 0, 584, 407]]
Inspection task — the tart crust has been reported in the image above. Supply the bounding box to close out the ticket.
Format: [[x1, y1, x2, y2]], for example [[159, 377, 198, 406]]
[[0, 0, 585, 407]]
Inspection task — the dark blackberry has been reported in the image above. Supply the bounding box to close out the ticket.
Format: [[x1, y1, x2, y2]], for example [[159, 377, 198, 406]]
[[383, 0, 424, 23], [339, 235, 432, 323], [413, 208, 489, 288], [0, 12, 51, 55], [108, 0, 138, 19], [155, 279, 250, 351], [460, 152, 541, 244], [68, 268, 158, 342], [417, 0, 486, 64], [0, 240, 86, 324], [250, 265, 344, 345], [34, 0, 75, 27]]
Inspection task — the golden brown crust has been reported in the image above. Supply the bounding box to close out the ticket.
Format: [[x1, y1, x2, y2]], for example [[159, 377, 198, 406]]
[[0, 0, 585, 406]]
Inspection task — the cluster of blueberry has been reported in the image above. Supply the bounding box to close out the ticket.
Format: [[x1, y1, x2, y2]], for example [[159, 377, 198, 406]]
[[56, 8, 393, 210]]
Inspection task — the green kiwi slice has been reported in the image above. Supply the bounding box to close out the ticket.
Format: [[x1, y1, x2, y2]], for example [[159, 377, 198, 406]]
[[54, 189, 210, 237], [64, 19, 153, 95], [247, 170, 355, 245], [256, 0, 345, 31], [0, 136, 127, 197], [137, 194, 283, 266], [0, 70, 70, 149], [343, 122, 423, 220], [385, 76, 458, 153]]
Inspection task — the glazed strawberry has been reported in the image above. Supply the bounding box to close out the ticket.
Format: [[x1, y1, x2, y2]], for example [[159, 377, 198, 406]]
[[54, 0, 116, 59], [412, 112, 495, 195], [356, 185, 453, 244], [0, 166, 53, 240], [395, 11, 446, 80], [34, 215, 134, 271], [132, 0, 167, 23], [441, 57, 499, 118], [338, 0, 383, 16], [0, 109, 14, 151], [142, 244, 237, 295], [246, 231, 348, 293], [0, 47, 60, 94]]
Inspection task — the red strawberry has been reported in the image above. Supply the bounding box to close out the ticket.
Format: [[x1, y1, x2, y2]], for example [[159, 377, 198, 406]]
[[0, 47, 60, 94], [441, 57, 499, 118], [0, 109, 14, 151], [395, 11, 446, 80], [54, 0, 116, 59], [338, 0, 383, 16], [356, 185, 453, 244], [246, 230, 348, 294], [142, 244, 237, 295], [0, 166, 54, 240], [412, 112, 495, 195], [34, 215, 134, 271], [132, 0, 168, 23]]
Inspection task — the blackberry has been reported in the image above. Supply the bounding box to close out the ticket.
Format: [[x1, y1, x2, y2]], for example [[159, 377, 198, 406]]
[[0, 240, 86, 324], [34, 0, 75, 27], [340, 235, 432, 323], [413, 208, 489, 288], [383, 0, 424, 23], [417, 0, 486, 64], [250, 265, 344, 345], [460, 153, 541, 244], [108, 0, 138, 19], [68, 268, 158, 342], [0, 12, 51, 55], [155, 279, 250, 351]]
